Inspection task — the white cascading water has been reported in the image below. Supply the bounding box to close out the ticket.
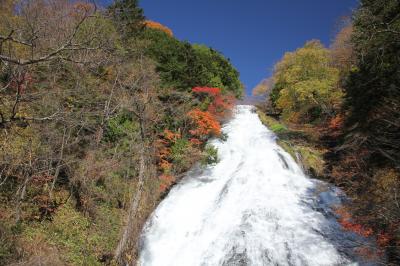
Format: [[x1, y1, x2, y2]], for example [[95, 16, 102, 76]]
[[139, 105, 377, 266]]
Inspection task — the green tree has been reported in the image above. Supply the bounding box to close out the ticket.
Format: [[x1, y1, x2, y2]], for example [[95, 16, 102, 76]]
[[108, 0, 145, 39], [192, 44, 243, 97], [142, 29, 198, 90], [142, 29, 243, 97], [271, 40, 341, 122], [344, 0, 400, 167]]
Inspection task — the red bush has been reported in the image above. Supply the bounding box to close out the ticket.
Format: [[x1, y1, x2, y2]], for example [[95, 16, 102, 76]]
[[155, 129, 181, 172], [192, 87, 221, 96], [335, 207, 373, 237], [188, 109, 221, 138], [159, 174, 175, 193], [192, 87, 235, 119]]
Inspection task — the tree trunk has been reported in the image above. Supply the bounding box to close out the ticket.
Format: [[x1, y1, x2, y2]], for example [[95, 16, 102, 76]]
[[114, 148, 146, 265]]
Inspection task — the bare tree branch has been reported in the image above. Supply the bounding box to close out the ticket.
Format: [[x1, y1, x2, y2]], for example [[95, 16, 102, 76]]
[[0, 31, 33, 47]]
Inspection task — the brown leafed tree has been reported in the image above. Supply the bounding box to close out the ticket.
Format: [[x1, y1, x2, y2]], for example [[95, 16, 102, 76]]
[[330, 23, 355, 82], [113, 53, 162, 265], [0, 0, 118, 223]]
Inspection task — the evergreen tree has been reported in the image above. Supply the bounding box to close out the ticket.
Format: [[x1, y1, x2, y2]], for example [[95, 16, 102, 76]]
[[344, 0, 400, 167], [142, 29, 243, 97], [108, 0, 145, 39]]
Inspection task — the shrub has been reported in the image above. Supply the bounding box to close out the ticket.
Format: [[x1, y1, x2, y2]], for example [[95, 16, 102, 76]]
[[104, 112, 138, 143], [219, 132, 228, 142], [201, 145, 219, 166], [188, 109, 221, 139], [0, 222, 16, 265], [270, 124, 287, 134], [170, 138, 192, 171], [192, 87, 235, 119]]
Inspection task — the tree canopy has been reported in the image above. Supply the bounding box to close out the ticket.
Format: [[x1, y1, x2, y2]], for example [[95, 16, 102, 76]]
[[142, 29, 243, 97], [270, 40, 341, 122], [108, 0, 145, 39]]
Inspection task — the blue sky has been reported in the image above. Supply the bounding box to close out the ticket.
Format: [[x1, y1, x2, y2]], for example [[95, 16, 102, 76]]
[[103, 0, 358, 95]]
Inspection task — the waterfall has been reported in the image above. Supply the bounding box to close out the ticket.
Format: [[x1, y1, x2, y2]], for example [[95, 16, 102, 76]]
[[139, 105, 378, 266]]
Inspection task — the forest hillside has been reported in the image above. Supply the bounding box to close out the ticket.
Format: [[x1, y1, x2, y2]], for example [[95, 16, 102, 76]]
[[0, 0, 242, 264]]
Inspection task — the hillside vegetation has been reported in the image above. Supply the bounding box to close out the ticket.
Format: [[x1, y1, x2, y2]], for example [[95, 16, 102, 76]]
[[257, 0, 400, 263], [0, 0, 242, 264]]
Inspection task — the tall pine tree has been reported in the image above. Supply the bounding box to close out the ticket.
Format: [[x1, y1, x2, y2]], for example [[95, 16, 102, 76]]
[[108, 0, 145, 39]]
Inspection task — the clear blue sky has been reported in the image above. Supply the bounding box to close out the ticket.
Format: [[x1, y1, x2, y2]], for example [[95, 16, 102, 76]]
[[103, 0, 358, 95]]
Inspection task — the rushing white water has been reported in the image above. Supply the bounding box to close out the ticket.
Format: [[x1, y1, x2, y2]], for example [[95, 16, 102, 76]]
[[139, 105, 376, 266]]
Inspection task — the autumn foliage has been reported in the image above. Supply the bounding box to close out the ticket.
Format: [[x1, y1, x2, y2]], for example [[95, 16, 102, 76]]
[[328, 115, 344, 131], [344, 219, 396, 259], [187, 86, 235, 145], [192, 87, 235, 119], [155, 87, 233, 192], [155, 129, 181, 172], [335, 207, 373, 237], [72, 2, 95, 15], [325, 114, 345, 138], [145, 20, 173, 36], [188, 109, 221, 138], [334, 206, 397, 259], [159, 174, 176, 193], [154, 87, 235, 193], [192, 87, 221, 96]]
